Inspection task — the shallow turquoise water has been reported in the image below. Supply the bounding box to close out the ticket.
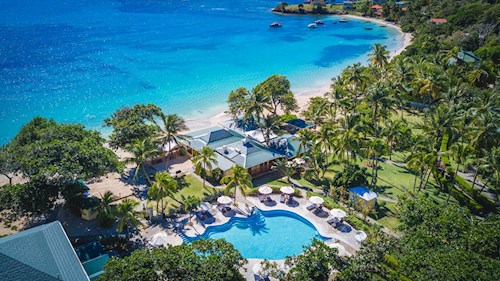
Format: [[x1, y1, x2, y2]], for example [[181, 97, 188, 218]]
[[0, 0, 402, 143], [187, 209, 329, 260]]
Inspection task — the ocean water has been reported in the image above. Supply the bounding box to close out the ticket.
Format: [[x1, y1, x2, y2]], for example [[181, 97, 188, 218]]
[[0, 0, 403, 144]]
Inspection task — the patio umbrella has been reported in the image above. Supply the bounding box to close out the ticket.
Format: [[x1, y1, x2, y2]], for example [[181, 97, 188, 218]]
[[328, 243, 348, 257], [309, 196, 324, 205], [330, 209, 347, 218], [280, 186, 295, 194], [258, 186, 273, 195], [294, 158, 306, 165], [355, 231, 367, 242], [217, 196, 232, 205], [252, 262, 262, 275], [149, 231, 169, 247]]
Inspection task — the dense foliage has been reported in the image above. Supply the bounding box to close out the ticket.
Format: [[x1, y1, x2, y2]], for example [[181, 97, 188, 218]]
[[99, 239, 246, 281], [0, 117, 121, 213]]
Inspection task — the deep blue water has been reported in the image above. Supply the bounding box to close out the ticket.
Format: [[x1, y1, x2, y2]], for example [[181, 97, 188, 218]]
[[186, 209, 329, 260], [0, 0, 402, 144]]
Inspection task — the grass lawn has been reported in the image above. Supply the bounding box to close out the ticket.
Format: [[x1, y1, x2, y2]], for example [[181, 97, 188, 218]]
[[148, 174, 220, 212]]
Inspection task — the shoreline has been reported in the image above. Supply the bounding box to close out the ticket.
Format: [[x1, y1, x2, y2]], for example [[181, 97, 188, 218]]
[[186, 15, 412, 132]]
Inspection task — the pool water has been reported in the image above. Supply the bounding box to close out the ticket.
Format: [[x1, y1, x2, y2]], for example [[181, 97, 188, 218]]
[[187, 209, 329, 260]]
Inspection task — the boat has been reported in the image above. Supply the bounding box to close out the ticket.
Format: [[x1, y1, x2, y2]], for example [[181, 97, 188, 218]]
[[270, 22, 282, 28], [314, 20, 325, 25], [307, 23, 317, 28], [379, 24, 387, 27], [332, 21, 337, 24], [339, 18, 348, 23], [364, 27, 373, 30]]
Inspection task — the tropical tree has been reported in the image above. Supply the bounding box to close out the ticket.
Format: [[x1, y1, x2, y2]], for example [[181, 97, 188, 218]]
[[259, 114, 282, 146], [192, 146, 218, 187], [447, 142, 474, 203], [182, 195, 201, 217], [124, 138, 160, 184], [273, 158, 293, 182], [244, 89, 272, 123], [255, 75, 298, 115], [148, 171, 180, 214], [366, 82, 393, 139], [155, 113, 190, 168], [115, 198, 143, 239], [368, 43, 390, 75], [220, 165, 253, 203], [226, 87, 250, 120], [97, 191, 115, 227], [294, 128, 315, 157]]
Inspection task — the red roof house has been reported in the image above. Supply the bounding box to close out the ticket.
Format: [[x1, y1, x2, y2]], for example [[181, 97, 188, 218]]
[[430, 18, 448, 24]]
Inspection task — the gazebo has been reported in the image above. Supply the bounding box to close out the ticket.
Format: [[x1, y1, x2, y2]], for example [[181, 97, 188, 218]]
[[348, 186, 378, 210]]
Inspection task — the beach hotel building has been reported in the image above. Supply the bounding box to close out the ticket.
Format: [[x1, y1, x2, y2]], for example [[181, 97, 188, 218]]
[[182, 118, 311, 177]]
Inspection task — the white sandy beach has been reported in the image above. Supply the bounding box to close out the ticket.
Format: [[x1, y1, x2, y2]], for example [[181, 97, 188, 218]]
[[186, 16, 412, 132]]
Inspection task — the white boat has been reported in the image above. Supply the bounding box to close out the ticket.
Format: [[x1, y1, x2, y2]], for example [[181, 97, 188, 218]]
[[314, 20, 325, 25], [308, 23, 317, 28], [339, 18, 348, 23]]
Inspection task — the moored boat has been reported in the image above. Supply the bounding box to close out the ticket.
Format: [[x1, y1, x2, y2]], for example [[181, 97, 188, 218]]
[[364, 26, 373, 30], [307, 23, 317, 28], [270, 22, 282, 28], [314, 20, 325, 25], [339, 18, 348, 23]]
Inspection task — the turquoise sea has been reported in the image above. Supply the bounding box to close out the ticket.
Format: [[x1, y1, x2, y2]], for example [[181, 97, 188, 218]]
[[0, 0, 403, 144]]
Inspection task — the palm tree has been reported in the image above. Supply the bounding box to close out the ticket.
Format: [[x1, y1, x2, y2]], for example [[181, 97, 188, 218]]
[[273, 158, 292, 182], [115, 198, 143, 239], [150, 171, 180, 213], [360, 138, 388, 187], [182, 195, 201, 218], [192, 146, 218, 187], [447, 142, 474, 203], [383, 118, 408, 160], [366, 82, 393, 138], [294, 128, 315, 157], [97, 191, 115, 227], [260, 114, 282, 146], [124, 138, 161, 184], [220, 165, 253, 204], [327, 77, 348, 121], [156, 113, 190, 169], [368, 43, 390, 75], [342, 63, 369, 109], [414, 62, 448, 101], [332, 114, 361, 164], [244, 89, 272, 123]]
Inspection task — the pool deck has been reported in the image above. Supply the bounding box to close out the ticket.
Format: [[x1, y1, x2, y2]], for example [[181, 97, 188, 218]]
[[144, 190, 362, 281]]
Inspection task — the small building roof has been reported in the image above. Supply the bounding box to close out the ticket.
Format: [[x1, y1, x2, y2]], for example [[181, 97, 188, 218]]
[[458, 50, 481, 63], [371, 4, 382, 9], [430, 18, 447, 23], [0, 221, 89, 281], [349, 186, 378, 201]]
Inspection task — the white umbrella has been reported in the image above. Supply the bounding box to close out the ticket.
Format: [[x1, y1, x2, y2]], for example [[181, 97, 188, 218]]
[[355, 231, 367, 242], [330, 209, 347, 218], [258, 186, 273, 195], [280, 186, 295, 194], [149, 231, 169, 247], [309, 196, 324, 205], [328, 243, 348, 257], [252, 262, 262, 275], [217, 196, 232, 205], [294, 158, 306, 165]]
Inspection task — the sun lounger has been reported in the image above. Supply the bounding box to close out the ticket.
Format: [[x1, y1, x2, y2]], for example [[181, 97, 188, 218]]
[[266, 195, 272, 202], [306, 204, 316, 211], [217, 205, 226, 213], [280, 194, 285, 203], [258, 194, 265, 203], [327, 218, 336, 224], [287, 195, 294, 204]]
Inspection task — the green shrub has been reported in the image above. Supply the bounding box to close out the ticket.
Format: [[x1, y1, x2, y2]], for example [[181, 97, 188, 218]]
[[344, 215, 371, 231]]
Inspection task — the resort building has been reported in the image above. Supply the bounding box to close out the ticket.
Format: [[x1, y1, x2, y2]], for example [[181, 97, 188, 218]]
[[348, 186, 378, 210], [0, 221, 89, 281], [182, 119, 305, 178], [371, 4, 383, 15]]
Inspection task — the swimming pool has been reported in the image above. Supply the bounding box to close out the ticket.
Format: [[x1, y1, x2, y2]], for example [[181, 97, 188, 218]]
[[185, 209, 330, 260]]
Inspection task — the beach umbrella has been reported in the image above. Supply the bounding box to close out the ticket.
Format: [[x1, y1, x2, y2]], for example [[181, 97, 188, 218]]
[[252, 262, 262, 275], [330, 209, 347, 218], [355, 231, 367, 242], [149, 231, 169, 247], [294, 158, 306, 165], [328, 243, 348, 257], [280, 186, 295, 194], [258, 186, 273, 195], [217, 196, 232, 205], [309, 196, 324, 205]]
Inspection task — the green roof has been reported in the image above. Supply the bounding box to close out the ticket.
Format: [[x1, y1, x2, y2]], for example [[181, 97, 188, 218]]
[[0, 221, 89, 281]]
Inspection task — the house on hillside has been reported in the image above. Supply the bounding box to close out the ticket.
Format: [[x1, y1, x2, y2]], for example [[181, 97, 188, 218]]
[[430, 18, 447, 24], [371, 4, 383, 15], [0, 221, 90, 281], [457, 50, 481, 66], [343, 1, 354, 10]]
